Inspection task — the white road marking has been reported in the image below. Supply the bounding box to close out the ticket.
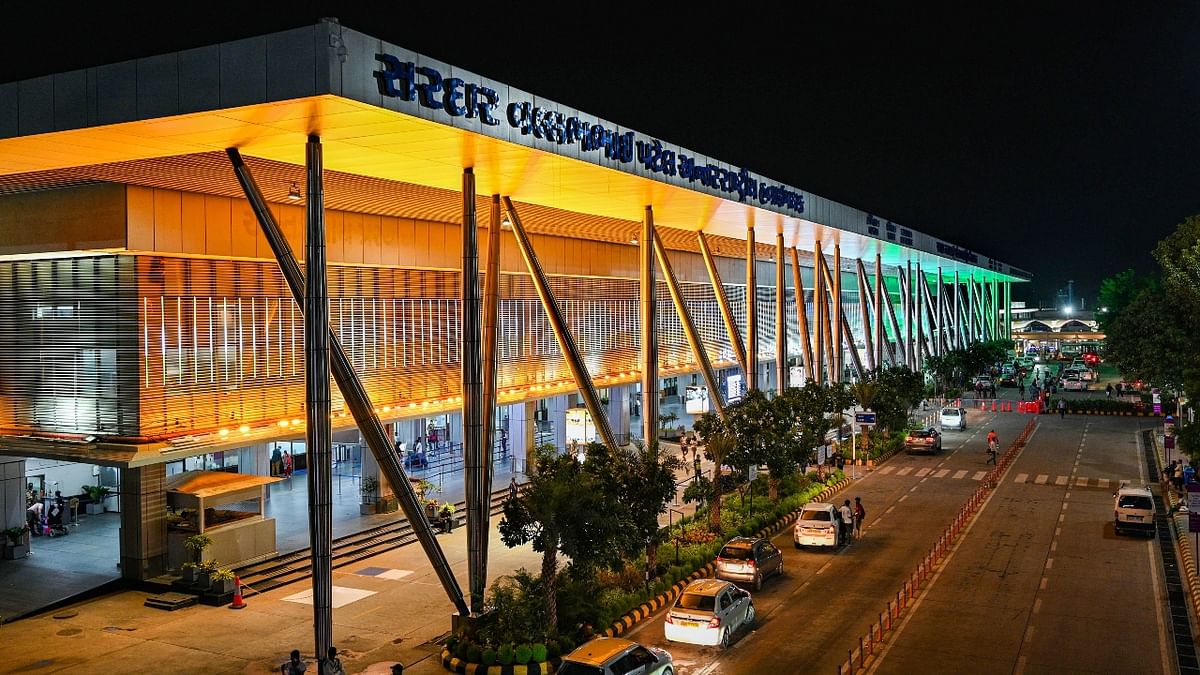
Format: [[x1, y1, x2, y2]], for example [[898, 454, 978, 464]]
[[1061, 503, 1069, 511], [897, 467, 913, 476], [1050, 541, 1057, 552], [1098, 478, 1110, 488], [898, 495, 908, 502], [1076, 476, 1088, 486], [1024, 625, 1035, 642], [934, 469, 950, 478], [1045, 558, 1054, 570], [972, 471, 986, 481], [885, 505, 896, 514], [1055, 476, 1068, 486], [1040, 576, 1048, 590], [1033, 598, 1042, 614], [954, 470, 968, 479], [916, 468, 931, 477], [878, 466, 896, 475], [1034, 474, 1048, 484], [1015, 472, 1029, 483]]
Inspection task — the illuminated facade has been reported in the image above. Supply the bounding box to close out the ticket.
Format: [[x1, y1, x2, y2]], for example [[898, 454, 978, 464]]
[[0, 18, 1028, 603]]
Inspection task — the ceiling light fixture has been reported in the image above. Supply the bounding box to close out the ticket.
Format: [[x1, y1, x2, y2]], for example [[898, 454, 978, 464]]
[[630, 238, 639, 245], [287, 182, 302, 201]]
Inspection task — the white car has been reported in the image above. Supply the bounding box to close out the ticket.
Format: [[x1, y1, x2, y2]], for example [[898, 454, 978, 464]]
[[1113, 484, 1155, 536], [664, 579, 754, 648], [794, 502, 839, 548], [1062, 374, 1087, 391], [940, 406, 966, 430]]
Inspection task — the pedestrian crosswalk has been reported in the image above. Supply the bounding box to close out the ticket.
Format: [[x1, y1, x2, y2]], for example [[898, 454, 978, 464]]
[[875, 464, 1128, 488]]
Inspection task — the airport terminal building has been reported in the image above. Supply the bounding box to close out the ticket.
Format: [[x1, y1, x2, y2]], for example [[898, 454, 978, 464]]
[[0, 19, 1028, 617]]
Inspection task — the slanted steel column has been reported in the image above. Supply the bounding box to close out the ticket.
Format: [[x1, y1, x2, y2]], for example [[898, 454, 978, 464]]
[[968, 274, 978, 343], [655, 231, 725, 419], [226, 148, 470, 617], [789, 247, 814, 382], [833, 243, 843, 383], [856, 259, 876, 372], [640, 207, 659, 446], [303, 134, 333, 667], [746, 225, 759, 391], [502, 197, 618, 452], [906, 262, 916, 368], [919, 269, 938, 358], [936, 267, 945, 355], [478, 194, 501, 611], [953, 271, 962, 350], [1004, 282, 1012, 339], [813, 241, 825, 383], [875, 254, 885, 367], [993, 279, 1001, 341], [818, 252, 864, 380], [461, 169, 487, 614], [899, 263, 909, 368], [775, 228, 787, 391], [699, 232, 749, 383], [883, 267, 905, 366], [915, 262, 924, 370]]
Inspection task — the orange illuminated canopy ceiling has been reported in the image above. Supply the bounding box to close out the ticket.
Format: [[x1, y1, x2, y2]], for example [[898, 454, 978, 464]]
[[0, 94, 1019, 279]]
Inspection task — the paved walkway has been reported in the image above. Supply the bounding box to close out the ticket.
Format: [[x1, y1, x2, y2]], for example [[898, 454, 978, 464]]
[[0, 441, 712, 673]]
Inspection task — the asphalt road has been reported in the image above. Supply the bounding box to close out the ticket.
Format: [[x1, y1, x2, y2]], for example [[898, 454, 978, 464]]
[[625, 410, 1173, 674]]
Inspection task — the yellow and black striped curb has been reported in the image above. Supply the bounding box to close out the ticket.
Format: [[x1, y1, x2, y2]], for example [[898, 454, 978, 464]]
[[440, 649, 557, 675], [1065, 410, 1162, 417], [601, 475, 854, 639], [1149, 435, 1200, 617]]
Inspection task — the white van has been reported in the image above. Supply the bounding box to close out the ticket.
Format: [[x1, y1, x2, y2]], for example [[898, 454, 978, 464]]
[[1113, 484, 1155, 536], [940, 406, 966, 430]]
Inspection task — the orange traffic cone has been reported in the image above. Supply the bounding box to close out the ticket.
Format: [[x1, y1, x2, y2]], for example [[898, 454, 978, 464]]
[[992, 400, 997, 412], [229, 575, 246, 609]]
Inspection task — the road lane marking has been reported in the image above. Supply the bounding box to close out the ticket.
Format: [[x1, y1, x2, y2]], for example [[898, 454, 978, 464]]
[[885, 505, 896, 514], [1035, 474, 1049, 484], [1050, 541, 1057, 552], [1015, 473, 1029, 483], [1061, 502, 1068, 511], [897, 467, 913, 475], [879, 466, 896, 474], [1024, 626, 1035, 642], [934, 469, 950, 478], [1055, 476, 1068, 486], [954, 470, 968, 479], [916, 468, 931, 477], [1040, 576, 1048, 590], [1076, 476, 1088, 486], [1033, 598, 1042, 614], [1098, 478, 1110, 488], [972, 471, 986, 480], [899, 495, 908, 502], [1045, 558, 1054, 570]]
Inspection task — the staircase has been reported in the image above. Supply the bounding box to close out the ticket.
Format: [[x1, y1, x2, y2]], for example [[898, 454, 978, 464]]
[[233, 485, 515, 594]]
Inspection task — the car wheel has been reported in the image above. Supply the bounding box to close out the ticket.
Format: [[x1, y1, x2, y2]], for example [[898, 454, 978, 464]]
[[662, 669, 673, 675], [794, 542, 801, 549], [721, 627, 731, 648], [745, 602, 756, 625], [778, 560, 784, 577], [754, 573, 762, 591]]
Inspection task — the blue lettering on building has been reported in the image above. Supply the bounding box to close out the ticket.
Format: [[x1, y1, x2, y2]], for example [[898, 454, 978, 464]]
[[373, 52, 805, 214]]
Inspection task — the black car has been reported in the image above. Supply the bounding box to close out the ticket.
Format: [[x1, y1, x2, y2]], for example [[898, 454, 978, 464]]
[[904, 428, 942, 454]]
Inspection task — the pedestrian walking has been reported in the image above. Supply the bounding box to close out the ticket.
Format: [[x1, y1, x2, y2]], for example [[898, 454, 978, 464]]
[[986, 429, 999, 464], [680, 442, 690, 463], [839, 500, 854, 546], [1058, 399, 1066, 419], [1175, 462, 1185, 493], [693, 453, 702, 479], [853, 497, 866, 539], [508, 477, 519, 502], [281, 649, 307, 675]]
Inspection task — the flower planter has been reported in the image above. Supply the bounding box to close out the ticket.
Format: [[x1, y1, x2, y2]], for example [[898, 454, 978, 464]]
[[181, 567, 199, 583], [3, 544, 28, 560], [359, 502, 377, 516], [196, 571, 214, 589], [212, 578, 236, 595]]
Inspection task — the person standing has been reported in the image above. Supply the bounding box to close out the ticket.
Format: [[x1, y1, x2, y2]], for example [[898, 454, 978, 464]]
[[282, 450, 294, 479], [693, 452, 702, 480], [1106, 383, 1114, 399], [1058, 399, 1066, 419], [986, 429, 999, 464], [853, 497, 866, 539], [839, 500, 854, 546], [508, 476, 519, 502], [281, 649, 307, 675]]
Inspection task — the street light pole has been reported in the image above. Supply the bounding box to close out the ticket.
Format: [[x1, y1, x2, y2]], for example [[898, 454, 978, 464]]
[[668, 508, 685, 565]]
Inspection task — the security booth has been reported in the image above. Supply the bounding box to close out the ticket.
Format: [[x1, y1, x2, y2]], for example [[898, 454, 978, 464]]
[[165, 470, 281, 569]]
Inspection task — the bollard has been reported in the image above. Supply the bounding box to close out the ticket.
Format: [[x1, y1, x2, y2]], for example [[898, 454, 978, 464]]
[[848, 649, 855, 675], [879, 612, 884, 640], [860, 636, 865, 664]]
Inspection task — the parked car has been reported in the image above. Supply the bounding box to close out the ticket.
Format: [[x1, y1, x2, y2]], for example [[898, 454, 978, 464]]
[[664, 578, 755, 648], [1062, 374, 1087, 391], [1113, 484, 1155, 537], [559, 638, 674, 675], [793, 502, 839, 549], [940, 406, 966, 430], [715, 536, 783, 590], [905, 427, 942, 454]]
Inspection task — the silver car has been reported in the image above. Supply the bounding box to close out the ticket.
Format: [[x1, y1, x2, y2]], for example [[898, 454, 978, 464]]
[[664, 578, 755, 648]]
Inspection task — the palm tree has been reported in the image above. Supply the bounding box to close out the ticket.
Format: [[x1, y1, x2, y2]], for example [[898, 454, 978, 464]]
[[849, 378, 879, 454], [704, 432, 736, 530]]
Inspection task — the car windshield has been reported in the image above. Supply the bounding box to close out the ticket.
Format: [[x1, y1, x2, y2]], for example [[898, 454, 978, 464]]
[[909, 430, 935, 438], [1119, 495, 1153, 510], [557, 663, 604, 675], [719, 545, 753, 560], [800, 509, 832, 521], [942, 409, 960, 417], [677, 592, 716, 611]]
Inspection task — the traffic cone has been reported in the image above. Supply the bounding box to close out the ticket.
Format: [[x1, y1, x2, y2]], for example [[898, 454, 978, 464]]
[[229, 575, 246, 609], [992, 400, 997, 412], [956, 398, 961, 407]]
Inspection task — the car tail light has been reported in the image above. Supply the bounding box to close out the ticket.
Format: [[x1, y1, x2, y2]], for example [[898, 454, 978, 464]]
[[665, 614, 674, 625], [747, 559, 756, 567], [708, 616, 721, 628]]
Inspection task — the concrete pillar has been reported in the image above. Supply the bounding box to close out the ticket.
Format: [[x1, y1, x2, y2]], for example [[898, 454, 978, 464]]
[[1, 457, 26, 532], [506, 402, 535, 471], [119, 464, 167, 581], [546, 395, 569, 452], [607, 385, 631, 445]]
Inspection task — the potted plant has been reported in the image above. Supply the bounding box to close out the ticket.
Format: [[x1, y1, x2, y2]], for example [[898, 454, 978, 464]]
[[425, 497, 440, 520], [196, 559, 220, 588], [210, 568, 237, 594], [81, 484, 110, 514], [184, 533, 212, 564], [3, 526, 29, 560], [360, 476, 380, 515], [179, 561, 198, 583]]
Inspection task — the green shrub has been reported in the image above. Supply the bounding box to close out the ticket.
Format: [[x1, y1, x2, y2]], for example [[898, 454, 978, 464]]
[[466, 644, 482, 663], [515, 644, 532, 664], [545, 639, 561, 659], [445, 635, 459, 653], [558, 635, 575, 653], [497, 644, 514, 665], [454, 641, 469, 660], [481, 649, 497, 666], [531, 643, 548, 662]]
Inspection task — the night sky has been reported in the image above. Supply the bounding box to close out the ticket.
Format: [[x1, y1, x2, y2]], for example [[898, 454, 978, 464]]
[[3, 3, 1198, 308]]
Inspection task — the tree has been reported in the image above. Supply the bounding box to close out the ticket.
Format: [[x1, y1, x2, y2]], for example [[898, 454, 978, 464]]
[[498, 444, 625, 632], [1097, 269, 1157, 331], [608, 442, 683, 579], [700, 431, 736, 529], [1104, 288, 1197, 391], [716, 389, 795, 500], [870, 366, 925, 432], [778, 382, 855, 471]]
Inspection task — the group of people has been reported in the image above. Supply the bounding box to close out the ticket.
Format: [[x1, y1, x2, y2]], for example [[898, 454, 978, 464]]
[[838, 497, 867, 545], [1164, 459, 1195, 494], [282, 647, 404, 675], [25, 485, 70, 537]]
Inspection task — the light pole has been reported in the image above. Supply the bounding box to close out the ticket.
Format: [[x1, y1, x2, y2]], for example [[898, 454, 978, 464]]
[[668, 508, 686, 565]]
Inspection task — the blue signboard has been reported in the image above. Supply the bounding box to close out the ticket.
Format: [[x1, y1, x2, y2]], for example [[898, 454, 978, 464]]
[[855, 412, 877, 425]]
